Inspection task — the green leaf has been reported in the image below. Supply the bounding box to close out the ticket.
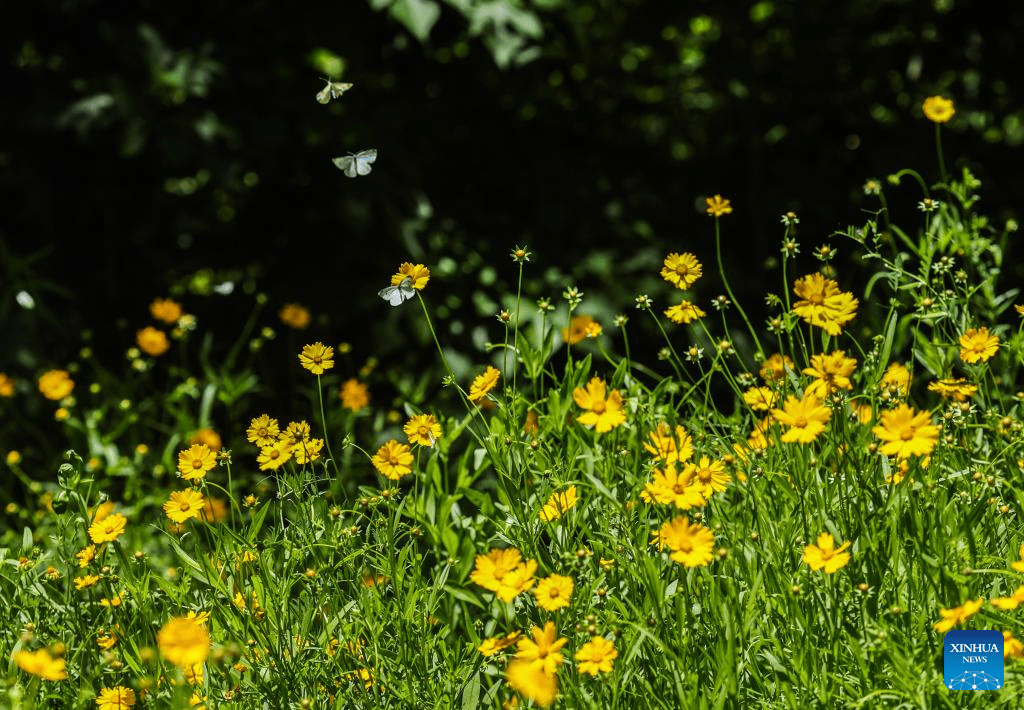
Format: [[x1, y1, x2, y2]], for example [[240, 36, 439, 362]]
[[390, 0, 441, 42]]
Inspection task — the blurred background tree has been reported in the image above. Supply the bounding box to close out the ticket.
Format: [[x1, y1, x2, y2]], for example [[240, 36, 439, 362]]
[[3, 0, 1023, 382]]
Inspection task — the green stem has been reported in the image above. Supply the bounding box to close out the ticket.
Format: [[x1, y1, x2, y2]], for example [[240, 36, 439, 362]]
[[316, 375, 339, 477], [714, 219, 763, 364]]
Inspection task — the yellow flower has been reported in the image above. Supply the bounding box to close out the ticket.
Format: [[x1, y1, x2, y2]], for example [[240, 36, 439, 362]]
[[150, 298, 183, 324], [871, 404, 939, 459], [76, 545, 96, 567], [922, 95, 955, 124], [340, 379, 370, 411], [7, 450, 21, 465], [572, 377, 626, 433], [38, 369, 74, 400], [791, 273, 858, 335], [575, 636, 618, 676], [562, 315, 598, 345], [664, 299, 706, 324], [1011, 544, 1024, 573], [0, 372, 15, 397], [640, 464, 706, 509], [88, 513, 127, 544], [96, 632, 117, 650], [506, 660, 557, 708], [802, 350, 857, 398], [690, 455, 730, 497], [14, 648, 67, 681], [136, 326, 170, 357], [759, 353, 794, 383], [651, 516, 715, 567], [291, 438, 324, 465], [470, 548, 538, 602], [990, 585, 1024, 610], [927, 378, 977, 402], [164, 489, 206, 524], [391, 262, 430, 290], [404, 414, 442, 447], [371, 439, 414, 480], [96, 686, 136, 710], [257, 440, 293, 471], [539, 486, 578, 522], [803, 532, 852, 573], [515, 621, 567, 675], [933, 599, 983, 633], [279, 303, 311, 329], [705, 194, 732, 217], [74, 574, 100, 590], [298, 342, 334, 374], [533, 574, 574, 612], [495, 560, 538, 603], [189, 428, 222, 452], [245, 414, 279, 447], [158, 616, 211, 668], [879, 362, 911, 397], [659, 252, 703, 290], [469, 366, 501, 404], [1005, 631, 1024, 660], [477, 631, 521, 656], [643, 423, 693, 464], [959, 327, 999, 364], [177, 444, 216, 482], [742, 386, 778, 412], [523, 409, 539, 435], [771, 392, 831, 444], [280, 420, 311, 447]]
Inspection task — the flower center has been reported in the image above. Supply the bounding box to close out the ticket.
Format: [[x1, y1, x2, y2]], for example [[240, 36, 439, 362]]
[[591, 400, 606, 414], [192, 460, 203, 470], [900, 428, 915, 441], [179, 502, 191, 511], [794, 416, 807, 427], [313, 356, 322, 364], [806, 293, 825, 305], [675, 265, 689, 276]]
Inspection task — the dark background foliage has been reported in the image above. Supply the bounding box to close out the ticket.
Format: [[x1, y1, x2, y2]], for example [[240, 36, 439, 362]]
[[3, 0, 1023, 378]]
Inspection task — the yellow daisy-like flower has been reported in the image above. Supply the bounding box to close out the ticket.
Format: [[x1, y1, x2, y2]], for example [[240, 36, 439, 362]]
[[164, 489, 206, 524], [651, 516, 715, 567], [742, 386, 778, 412], [562, 315, 598, 345], [391, 262, 430, 290], [291, 438, 324, 465], [643, 423, 693, 464], [177, 444, 216, 482], [1011, 544, 1024, 573], [340, 379, 370, 411], [76, 545, 96, 567], [158, 616, 211, 668], [1005, 631, 1024, 660], [922, 95, 955, 124], [933, 598, 983, 633], [759, 353, 794, 383], [879, 362, 911, 397], [0, 372, 14, 397], [959, 327, 999, 364], [791, 273, 858, 335], [871, 404, 939, 459], [572, 377, 626, 433], [245, 414, 279, 447], [802, 350, 857, 398], [990, 585, 1024, 610], [404, 413, 442, 447], [477, 631, 521, 657], [371, 439, 414, 480], [802, 532, 851, 573], [660, 252, 703, 290], [515, 621, 568, 675], [14, 648, 67, 681], [690, 455, 730, 497], [96, 686, 136, 710], [74, 574, 100, 590], [298, 342, 334, 374], [664, 299, 706, 324], [640, 463, 706, 510], [506, 660, 557, 708], [538, 486, 578, 522], [257, 440, 293, 471], [136, 326, 170, 357], [574, 636, 618, 676], [533, 574, 574, 612], [38, 369, 74, 400], [278, 303, 311, 329], [469, 366, 501, 403], [189, 428, 222, 451], [705, 194, 732, 217], [470, 548, 525, 592], [495, 560, 538, 603], [927, 378, 977, 401], [149, 297, 183, 324], [771, 392, 831, 444], [88, 513, 127, 544]]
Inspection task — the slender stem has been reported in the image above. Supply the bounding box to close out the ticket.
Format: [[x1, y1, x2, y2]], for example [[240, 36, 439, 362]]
[[316, 375, 338, 477], [714, 219, 763, 364], [935, 124, 949, 192]]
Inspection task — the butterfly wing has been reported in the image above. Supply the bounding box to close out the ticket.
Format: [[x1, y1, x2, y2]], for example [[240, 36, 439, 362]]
[[332, 156, 357, 178], [397, 277, 415, 301], [355, 149, 377, 176], [329, 82, 353, 99], [378, 286, 403, 306]]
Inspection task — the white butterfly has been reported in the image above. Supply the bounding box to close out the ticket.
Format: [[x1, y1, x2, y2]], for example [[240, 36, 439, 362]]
[[378, 277, 415, 306], [332, 149, 377, 178], [316, 78, 353, 104]]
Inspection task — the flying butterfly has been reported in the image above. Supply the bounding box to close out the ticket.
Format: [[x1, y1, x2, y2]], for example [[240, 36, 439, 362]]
[[316, 77, 353, 104], [379, 277, 415, 306], [332, 148, 377, 178]]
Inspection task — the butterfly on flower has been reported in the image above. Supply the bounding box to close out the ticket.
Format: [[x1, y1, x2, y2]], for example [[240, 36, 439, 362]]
[[378, 277, 415, 306]]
